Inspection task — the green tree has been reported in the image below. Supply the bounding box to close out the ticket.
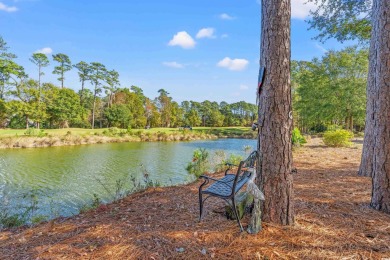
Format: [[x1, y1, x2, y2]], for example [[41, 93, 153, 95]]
[[30, 53, 49, 89], [184, 108, 201, 126], [307, 0, 372, 43], [208, 109, 224, 127], [294, 47, 368, 132], [104, 104, 132, 128], [0, 36, 25, 100], [52, 53, 72, 89], [11, 79, 46, 129], [73, 61, 92, 105], [104, 70, 120, 108], [44, 84, 85, 128], [89, 62, 106, 129], [30, 53, 49, 128], [156, 89, 172, 127]]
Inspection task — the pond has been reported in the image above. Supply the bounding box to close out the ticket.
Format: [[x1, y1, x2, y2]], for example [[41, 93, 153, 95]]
[[0, 139, 257, 221]]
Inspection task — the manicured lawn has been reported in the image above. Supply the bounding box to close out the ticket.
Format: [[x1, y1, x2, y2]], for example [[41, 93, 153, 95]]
[[0, 127, 253, 137]]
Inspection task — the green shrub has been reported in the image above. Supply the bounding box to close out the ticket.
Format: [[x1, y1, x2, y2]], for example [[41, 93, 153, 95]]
[[103, 127, 121, 136], [323, 129, 354, 147], [213, 150, 227, 172], [32, 215, 47, 225], [225, 154, 243, 166], [186, 148, 209, 178], [24, 128, 47, 137], [292, 127, 306, 146], [0, 213, 25, 228]]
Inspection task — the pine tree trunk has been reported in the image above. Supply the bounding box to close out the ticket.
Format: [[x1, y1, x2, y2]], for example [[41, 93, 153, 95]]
[[92, 93, 96, 129], [80, 80, 85, 105], [255, 0, 294, 225], [358, 6, 377, 177], [369, 0, 390, 213]]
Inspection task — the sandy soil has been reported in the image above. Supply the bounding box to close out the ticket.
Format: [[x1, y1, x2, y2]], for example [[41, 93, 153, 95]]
[[1, 138, 389, 259]]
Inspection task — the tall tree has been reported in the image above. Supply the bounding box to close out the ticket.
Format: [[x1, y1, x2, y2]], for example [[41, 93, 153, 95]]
[[89, 62, 106, 129], [252, 0, 294, 233], [52, 53, 72, 89], [308, 0, 372, 43], [103, 69, 120, 108], [30, 53, 49, 89], [363, 0, 390, 213], [29, 53, 49, 128], [156, 89, 172, 127], [73, 61, 91, 105]]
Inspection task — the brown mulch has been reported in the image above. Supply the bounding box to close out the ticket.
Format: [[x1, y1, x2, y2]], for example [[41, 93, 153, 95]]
[[1, 138, 390, 259]]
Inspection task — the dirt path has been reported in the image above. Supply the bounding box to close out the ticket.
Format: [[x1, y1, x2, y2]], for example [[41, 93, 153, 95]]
[[1, 138, 389, 259]]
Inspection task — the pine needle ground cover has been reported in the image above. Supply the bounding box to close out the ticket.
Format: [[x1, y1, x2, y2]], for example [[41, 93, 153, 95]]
[[1, 138, 389, 259]]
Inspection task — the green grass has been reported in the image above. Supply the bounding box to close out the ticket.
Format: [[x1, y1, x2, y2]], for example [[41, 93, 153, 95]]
[[0, 127, 254, 138], [0, 128, 105, 137]]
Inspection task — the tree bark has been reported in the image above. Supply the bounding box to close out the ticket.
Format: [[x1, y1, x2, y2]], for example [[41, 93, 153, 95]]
[[255, 0, 294, 225], [369, 0, 390, 213], [358, 4, 377, 177]]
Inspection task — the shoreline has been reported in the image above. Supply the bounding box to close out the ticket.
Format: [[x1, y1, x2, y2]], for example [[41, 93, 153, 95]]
[[0, 129, 257, 149]]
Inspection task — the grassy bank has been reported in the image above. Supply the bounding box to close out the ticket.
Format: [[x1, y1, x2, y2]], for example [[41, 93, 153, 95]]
[[0, 127, 256, 149]]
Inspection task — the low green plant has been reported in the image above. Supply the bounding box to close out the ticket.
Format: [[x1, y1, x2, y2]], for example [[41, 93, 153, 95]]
[[92, 193, 101, 208], [0, 213, 25, 228], [243, 145, 253, 154], [32, 214, 47, 225], [225, 154, 243, 166], [323, 129, 354, 147], [186, 148, 209, 178], [24, 128, 47, 137], [79, 193, 102, 213], [213, 150, 227, 172], [292, 127, 306, 146]]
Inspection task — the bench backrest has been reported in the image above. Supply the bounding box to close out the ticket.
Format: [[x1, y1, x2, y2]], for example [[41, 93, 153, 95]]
[[231, 151, 258, 195]]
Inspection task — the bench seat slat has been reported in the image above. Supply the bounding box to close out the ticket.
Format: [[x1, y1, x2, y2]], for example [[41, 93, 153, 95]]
[[203, 173, 251, 197]]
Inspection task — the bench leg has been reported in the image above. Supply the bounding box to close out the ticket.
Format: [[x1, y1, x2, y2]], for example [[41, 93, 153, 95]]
[[199, 192, 203, 222], [232, 197, 244, 232]]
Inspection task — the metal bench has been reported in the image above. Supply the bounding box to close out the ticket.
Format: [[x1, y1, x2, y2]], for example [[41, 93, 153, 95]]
[[198, 151, 258, 231]]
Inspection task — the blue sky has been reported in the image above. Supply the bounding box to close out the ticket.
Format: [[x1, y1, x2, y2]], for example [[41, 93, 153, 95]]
[[1, 0, 354, 104]]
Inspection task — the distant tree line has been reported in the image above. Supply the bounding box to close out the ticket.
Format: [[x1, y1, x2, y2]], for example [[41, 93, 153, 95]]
[[0, 36, 257, 129]]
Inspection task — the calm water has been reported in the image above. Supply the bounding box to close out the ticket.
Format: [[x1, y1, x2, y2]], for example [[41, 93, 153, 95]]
[[0, 139, 256, 219]]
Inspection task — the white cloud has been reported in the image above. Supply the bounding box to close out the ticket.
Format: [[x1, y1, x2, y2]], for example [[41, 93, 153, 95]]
[[217, 57, 249, 71], [196, 28, 216, 39], [34, 47, 53, 54], [168, 31, 196, 49], [162, 61, 184, 69], [291, 0, 319, 19], [315, 43, 328, 53], [0, 2, 18, 12], [240, 84, 249, 90], [219, 13, 235, 20], [221, 34, 229, 38]]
